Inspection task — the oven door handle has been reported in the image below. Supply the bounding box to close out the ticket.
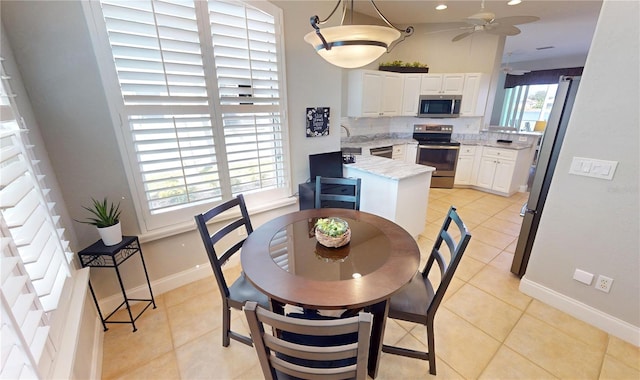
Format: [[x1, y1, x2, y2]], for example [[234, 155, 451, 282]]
[[418, 145, 460, 150]]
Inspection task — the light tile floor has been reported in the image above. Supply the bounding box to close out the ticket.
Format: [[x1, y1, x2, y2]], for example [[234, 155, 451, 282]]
[[101, 188, 640, 379]]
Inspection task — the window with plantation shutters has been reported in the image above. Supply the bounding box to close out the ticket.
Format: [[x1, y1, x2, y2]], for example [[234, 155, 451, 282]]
[[90, 0, 289, 232], [1, 59, 75, 379]]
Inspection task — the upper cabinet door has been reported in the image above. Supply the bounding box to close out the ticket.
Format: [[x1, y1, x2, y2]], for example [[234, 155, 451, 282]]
[[380, 72, 403, 116], [419, 74, 464, 95], [348, 70, 384, 117], [401, 74, 421, 116], [348, 70, 402, 117], [419, 74, 444, 94], [441, 74, 464, 94]]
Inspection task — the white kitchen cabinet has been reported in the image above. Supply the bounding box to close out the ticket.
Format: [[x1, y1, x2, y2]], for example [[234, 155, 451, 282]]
[[460, 73, 490, 117], [419, 73, 464, 95], [392, 144, 406, 161], [400, 74, 421, 116], [348, 70, 402, 117], [405, 143, 418, 164], [475, 147, 528, 195], [454, 145, 477, 185]]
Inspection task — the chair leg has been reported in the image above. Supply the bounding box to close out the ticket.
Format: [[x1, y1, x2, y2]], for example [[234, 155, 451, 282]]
[[222, 302, 231, 347], [427, 320, 436, 375]]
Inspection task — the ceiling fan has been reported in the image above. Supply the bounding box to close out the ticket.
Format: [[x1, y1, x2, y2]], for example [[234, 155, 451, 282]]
[[501, 52, 531, 75], [452, 0, 540, 42]]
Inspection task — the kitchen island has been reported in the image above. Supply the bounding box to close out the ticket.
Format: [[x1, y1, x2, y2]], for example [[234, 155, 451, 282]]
[[343, 155, 434, 237]]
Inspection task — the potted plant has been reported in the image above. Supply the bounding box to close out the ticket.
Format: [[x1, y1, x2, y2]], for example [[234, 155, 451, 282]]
[[77, 197, 123, 246], [379, 60, 429, 73]]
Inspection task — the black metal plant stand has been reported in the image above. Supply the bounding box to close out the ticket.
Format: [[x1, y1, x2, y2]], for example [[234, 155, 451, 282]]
[[78, 236, 156, 332]]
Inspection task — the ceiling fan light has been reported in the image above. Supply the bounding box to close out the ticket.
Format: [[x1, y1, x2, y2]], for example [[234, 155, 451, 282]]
[[304, 25, 401, 69]]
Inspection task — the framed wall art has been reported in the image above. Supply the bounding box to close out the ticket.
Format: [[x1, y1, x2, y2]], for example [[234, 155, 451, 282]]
[[306, 107, 330, 137]]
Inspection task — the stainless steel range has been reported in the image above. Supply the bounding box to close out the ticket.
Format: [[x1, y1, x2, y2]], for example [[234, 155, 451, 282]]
[[413, 124, 460, 188]]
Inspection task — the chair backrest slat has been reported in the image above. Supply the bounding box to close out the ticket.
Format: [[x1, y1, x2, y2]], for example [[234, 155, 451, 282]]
[[244, 301, 372, 380], [314, 176, 361, 210]]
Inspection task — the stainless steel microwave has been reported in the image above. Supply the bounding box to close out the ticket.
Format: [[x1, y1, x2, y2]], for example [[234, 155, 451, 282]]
[[418, 94, 462, 118]]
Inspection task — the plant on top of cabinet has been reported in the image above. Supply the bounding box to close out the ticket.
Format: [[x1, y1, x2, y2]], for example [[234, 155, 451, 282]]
[[379, 60, 429, 73]]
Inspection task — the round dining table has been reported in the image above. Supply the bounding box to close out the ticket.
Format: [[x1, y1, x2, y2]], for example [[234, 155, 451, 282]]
[[241, 208, 420, 378]]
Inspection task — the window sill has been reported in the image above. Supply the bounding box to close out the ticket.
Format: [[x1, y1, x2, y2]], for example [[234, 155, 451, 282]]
[[138, 196, 298, 244]]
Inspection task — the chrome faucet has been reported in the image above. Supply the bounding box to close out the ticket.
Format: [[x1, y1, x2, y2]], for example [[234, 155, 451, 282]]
[[340, 124, 351, 137]]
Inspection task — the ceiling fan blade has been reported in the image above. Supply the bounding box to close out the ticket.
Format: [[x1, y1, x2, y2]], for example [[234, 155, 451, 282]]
[[452, 31, 475, 42], [485, 24, 521, 36], [493, 15, 540, 26]]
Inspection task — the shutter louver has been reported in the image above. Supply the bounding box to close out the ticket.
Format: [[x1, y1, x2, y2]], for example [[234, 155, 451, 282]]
[[1, 60, 73, 378]]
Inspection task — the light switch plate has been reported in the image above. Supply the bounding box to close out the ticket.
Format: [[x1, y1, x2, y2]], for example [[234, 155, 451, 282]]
[[573, 269, 594, 285], [569, 157, 618, 180]]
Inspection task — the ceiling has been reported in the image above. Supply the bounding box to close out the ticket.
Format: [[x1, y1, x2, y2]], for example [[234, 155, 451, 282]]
[[349, 0, 603, 68]]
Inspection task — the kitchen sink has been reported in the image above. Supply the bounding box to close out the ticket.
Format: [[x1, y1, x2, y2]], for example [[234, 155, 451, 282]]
[[341, 147, 362, 155]]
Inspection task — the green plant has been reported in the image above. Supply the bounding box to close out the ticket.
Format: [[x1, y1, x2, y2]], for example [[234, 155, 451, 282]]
[[315, 218, 349, 237], [380, 60, 428, 68], [77, 198, 121, 228]]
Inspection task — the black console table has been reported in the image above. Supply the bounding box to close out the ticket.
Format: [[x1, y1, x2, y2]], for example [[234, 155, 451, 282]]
[[78, 236, 156, 332]]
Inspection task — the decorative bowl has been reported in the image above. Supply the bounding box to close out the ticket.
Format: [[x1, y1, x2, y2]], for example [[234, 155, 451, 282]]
[[314, 217, 351, 248]]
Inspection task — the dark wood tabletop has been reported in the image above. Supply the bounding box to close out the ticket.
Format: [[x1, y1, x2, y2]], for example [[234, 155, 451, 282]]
[[241, 208, 420, 377]]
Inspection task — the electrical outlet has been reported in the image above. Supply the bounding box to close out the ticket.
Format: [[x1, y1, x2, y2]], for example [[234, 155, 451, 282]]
[[596, 275, 613, 293]]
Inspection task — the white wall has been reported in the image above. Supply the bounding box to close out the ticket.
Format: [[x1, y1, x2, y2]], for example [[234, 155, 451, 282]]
[[521, 0, 639, 343]]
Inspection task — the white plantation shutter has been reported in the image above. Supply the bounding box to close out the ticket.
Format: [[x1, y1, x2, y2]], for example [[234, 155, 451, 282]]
[[0, 60, 74, 378], [101, 0, 221, 215], [93, 0, 289, 230], [210, 1, 286, 194]]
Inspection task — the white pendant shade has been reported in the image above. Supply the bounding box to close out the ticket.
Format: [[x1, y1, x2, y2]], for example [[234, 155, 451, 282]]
[[304, 25, 401, 69]]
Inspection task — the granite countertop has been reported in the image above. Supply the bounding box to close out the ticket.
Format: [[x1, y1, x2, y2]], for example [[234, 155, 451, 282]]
[[341, 134, 417, 151], [458, 139, 532, 150], [343, 155, 434, 180]]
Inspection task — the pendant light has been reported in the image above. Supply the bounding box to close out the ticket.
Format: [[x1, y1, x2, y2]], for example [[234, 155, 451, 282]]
[[304, 0, 414, 69]]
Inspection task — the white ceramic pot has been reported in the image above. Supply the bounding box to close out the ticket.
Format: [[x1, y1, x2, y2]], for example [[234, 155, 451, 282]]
[[97, 221, 122, 246]]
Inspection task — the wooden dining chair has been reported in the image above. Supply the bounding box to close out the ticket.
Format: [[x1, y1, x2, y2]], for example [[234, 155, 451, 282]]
[[194, 194, 269, 347], [382, 205, 471, 375], [314, 176, 362, 210], [244, 301, 372, 380]]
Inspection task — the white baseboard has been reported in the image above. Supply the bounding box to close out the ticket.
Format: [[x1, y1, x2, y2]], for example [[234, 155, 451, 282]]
[[98, 264, 213, 312], [520, 276, 640, 346], [90, 317, 104, 380]]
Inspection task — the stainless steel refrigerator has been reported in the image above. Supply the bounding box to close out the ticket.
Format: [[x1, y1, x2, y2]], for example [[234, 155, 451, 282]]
[[511, 76, 581, 277]]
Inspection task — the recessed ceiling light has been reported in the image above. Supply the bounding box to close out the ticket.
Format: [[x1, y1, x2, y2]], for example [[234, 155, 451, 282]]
[[436, 4, 448, 10], [507, 0, 522, 5]]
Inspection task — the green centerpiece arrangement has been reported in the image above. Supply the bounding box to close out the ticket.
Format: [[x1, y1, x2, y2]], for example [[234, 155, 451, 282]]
[[379, 60, 429, 73], [314, 217, 351, 248]]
